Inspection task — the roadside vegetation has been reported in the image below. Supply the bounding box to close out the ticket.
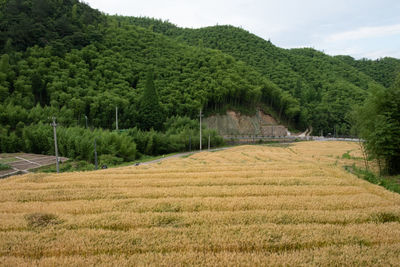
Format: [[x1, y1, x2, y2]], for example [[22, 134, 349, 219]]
[[346, 165, 400, 194]]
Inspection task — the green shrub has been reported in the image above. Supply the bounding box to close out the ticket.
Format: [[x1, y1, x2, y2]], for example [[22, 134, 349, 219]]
[[22, 125, 137, 164], [0, 163, 11, 170], [347, 165, 400, 194], [342, 151, 351, 159], [99, 154, 124, 166]]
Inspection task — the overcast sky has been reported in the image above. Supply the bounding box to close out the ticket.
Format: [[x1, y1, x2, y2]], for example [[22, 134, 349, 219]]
[[84, 0, 400, 59]]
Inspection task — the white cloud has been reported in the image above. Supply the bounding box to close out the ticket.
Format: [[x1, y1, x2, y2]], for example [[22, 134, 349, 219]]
[[326, 24, 400, 42]]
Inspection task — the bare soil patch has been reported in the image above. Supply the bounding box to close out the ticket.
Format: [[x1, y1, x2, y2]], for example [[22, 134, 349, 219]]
[[0, 153, 68, 178]]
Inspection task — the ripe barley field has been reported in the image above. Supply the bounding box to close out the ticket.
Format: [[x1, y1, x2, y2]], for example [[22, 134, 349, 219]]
[[0, 141, 400, 266]]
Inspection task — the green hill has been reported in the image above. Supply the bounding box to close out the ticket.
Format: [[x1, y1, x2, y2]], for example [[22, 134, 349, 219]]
[[0, 0, 301, 159], [123, 17, 397, 135], [1, 1, 399, 159], [0, 18, 298, 128]]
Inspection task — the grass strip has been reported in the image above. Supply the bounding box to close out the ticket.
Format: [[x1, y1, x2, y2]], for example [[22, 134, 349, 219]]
[[345, 165, 400, 194]]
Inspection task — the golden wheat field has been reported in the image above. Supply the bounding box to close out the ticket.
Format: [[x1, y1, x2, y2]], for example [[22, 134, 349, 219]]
[[0, 141, 400, 266]]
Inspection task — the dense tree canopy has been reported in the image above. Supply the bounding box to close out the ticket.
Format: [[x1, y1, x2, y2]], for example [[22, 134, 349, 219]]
[[0, 0, 105, 53], [336, 55, 400, 89], [124, 17, 400, 135], [0, 15, 297, 131], [354, 74, 400, 174], [137, 70, 165, 131]]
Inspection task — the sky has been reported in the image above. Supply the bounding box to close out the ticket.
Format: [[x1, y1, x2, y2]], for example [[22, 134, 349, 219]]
[[84, 0, 400, 59]]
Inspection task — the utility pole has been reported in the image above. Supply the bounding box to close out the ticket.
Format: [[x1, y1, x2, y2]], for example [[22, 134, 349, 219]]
[[199, 108, 202, 151], [208, 134, 210, 150], [85, 115, 88, 129], [94, 138, 98, 170], [189, 135, 192, 151], [115, 106, 118, 131], [51, 117, 59, 173]]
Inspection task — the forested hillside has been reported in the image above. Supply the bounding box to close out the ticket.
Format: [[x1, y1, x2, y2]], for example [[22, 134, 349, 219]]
[[335, 55, 400, 88], [0, 0, 296, 162], [0, 0, 105, 53], [124, 17, 400, 135], [1, 16, 298, 129], [0, 1, 399, 167]]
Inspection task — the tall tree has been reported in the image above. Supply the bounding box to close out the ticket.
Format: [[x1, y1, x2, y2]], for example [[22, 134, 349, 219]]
[[137, 70, 165, 131]]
